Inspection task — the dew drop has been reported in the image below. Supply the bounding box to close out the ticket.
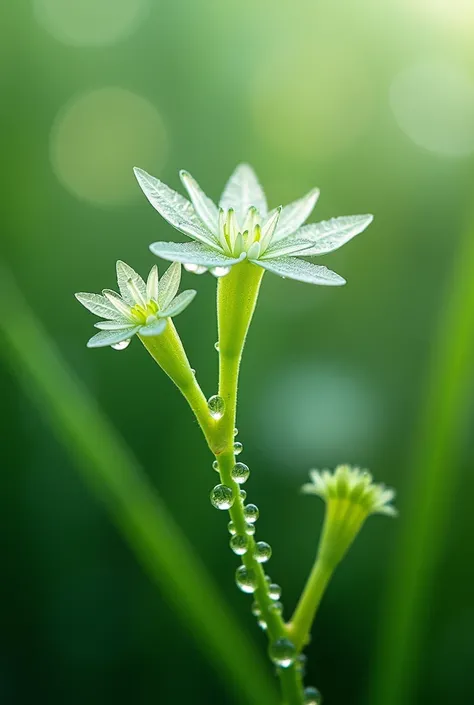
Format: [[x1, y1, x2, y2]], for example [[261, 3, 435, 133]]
[[251, 601, 261, 617], [269, 638, 296, 668], [233, 427, 239, 437], [210, 266, 231, 277], [214, 341, 220, 351], [296, 654, 307, 676], [245, 522, 256, 535], [228, 520, 237, 535], [269, 583, 282, 600], [111, 339, 131, 350], [235, 565, 257, 593], [255, 541, 272, 563], [304, 686, 322, 705], [239, 489, 247, 501], [233, 441, 243, 455], [212, 460, 219, 472], [210, 484, 234, 510], [269, 601, 283, 615], [231, 462, 250, 484], [190, 368, 196, 375], [184, 263, 207, 274], [230, 534, 249, 555], [244, 504, 259, 524], [257, 618, 268, 630], [208, 395, 225, 420]]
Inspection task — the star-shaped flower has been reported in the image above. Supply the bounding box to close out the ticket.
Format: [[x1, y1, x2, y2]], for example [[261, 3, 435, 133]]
[[133, 163, 373, 286], [75, 261, 196, 349]]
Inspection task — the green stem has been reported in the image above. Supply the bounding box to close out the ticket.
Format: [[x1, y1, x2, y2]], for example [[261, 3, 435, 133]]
[[210, 261, 304, 705], [0, 265, 279, 705], [370, 214, 474, 705], [287, 558, 334, 652]]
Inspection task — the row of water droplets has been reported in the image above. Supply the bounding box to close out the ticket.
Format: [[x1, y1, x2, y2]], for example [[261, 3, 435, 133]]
[[184, 262, 231, 278]]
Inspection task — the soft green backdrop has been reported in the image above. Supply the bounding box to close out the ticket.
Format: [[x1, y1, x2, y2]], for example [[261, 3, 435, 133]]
[[1, 1, 473, 703]]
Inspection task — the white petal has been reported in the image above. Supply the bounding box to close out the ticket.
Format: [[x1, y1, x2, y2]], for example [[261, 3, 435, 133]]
[[94, 320, 132, 330], [134, 167, 218, 247], [146, 265, 159, 301], [150, 241, 246, 268], [271, 188, 320, 242], [139, 318, 167, 337], [180, 170, 219, 234], [294, 215, 373, 256], [160, 289, 196, 318], [86, 327, 140, 348], [116, 261, 147, 306], [260, 239, 315, 259], [259, 206, 282, 253], [75, 292, 124, 321], [157, 262, 181, 310], [219, 164, 267, 222], [252, 256, 346, 286], [102, 289, 133, 319]]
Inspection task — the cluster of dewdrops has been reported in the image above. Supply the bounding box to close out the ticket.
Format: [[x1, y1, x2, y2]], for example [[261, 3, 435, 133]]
[[206, 385, 323, 704]]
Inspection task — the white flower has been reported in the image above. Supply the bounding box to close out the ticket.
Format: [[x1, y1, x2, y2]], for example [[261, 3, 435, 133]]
[[302, 465, 397, 517], [75, 261, 196, 349], [133, 163, 373, 286]]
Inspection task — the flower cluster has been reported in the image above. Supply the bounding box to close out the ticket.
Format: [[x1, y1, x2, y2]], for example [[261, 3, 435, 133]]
[[75, 261, 195, 348], [134, 163, 373, 285]]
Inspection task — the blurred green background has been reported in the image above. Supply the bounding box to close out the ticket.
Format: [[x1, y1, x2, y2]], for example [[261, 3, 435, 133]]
[[2, 0, 474, 703]]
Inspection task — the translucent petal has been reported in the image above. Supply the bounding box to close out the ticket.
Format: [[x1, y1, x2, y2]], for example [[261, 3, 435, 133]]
[[150, 241, 246, 268], [116, 261, 147, 306], [102, 289, 133, 319], [86, 326, 140, 348], [252, 256, 346, 286], [94, 320, 133, 330], [219, 164, 268, 222], [133, 167, 218, 247], [294, 215, 373, 256], [260, 239, 315, 259], [139, 318, 167, 337], [146, 265, 159, 302], [259, 206, 282, 253], [157, 262, 181, 310], [160, 289, 196, 318], [271, 188, 320, 242], [75, 292, 124, 321], [180, 170, 219, 234]]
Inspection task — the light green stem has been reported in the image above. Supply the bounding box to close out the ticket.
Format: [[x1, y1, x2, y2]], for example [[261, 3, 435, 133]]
[[370, 215, 474, 705], [0, 265, 279, 705], [287, 558, 334, 652]]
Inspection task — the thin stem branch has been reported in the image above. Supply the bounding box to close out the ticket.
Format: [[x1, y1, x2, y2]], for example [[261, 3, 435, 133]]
[[287, 558, 334, 652]]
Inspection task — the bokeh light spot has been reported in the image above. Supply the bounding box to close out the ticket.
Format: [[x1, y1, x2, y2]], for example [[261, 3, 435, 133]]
[[33, 0, 149, 46], [258, 362, 382, 471], [250, 39, 373, 163], [390, 61, 474, 157], [50, 88, 168, 206]]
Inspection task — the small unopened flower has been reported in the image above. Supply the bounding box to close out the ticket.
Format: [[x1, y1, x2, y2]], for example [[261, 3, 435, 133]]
[[133, 164, 373, 285], [302, 465, 396, 567], [75, 261, 196, 348]]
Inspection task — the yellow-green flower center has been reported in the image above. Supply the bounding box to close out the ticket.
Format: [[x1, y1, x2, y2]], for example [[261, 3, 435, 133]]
[[130, 299, 159, 324]]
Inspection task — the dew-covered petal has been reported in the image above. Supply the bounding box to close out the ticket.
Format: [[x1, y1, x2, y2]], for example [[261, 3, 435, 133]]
[[102, 289, 133, 319], [260, 238, 314, 259], [220, 164, 268, 222], [271, 188, 320, 242], [139, 318, 167, 337], [157, 261, 181, 310], [146, 264, 159, 302], [94, 320, 134, 330], [134, 167, 218, 247], [160, 289, 196, 318], [294, 215, 373, 256], [180, 170, 219, 234], [75, 292, 125, 321], [150, 241, 246, 268], [116, 261, 147, 306], [252, 256, 346, 286], [86, 326, 140, 348]]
